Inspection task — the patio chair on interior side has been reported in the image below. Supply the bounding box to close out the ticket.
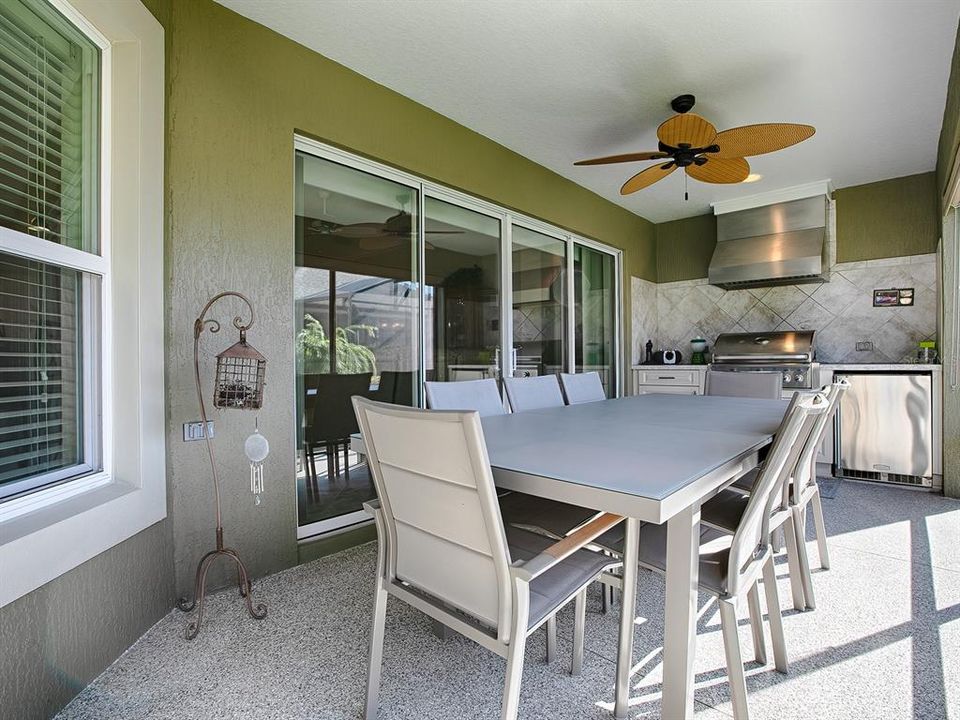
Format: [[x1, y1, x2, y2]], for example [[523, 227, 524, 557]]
[[502, 374, 566, 412], [705, 369, 783, 399], [353, 397, 623, 720], [559, 371, 607, 404]]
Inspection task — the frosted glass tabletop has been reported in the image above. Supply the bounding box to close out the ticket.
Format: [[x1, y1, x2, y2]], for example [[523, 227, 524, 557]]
[[480, 393, 788, 501]]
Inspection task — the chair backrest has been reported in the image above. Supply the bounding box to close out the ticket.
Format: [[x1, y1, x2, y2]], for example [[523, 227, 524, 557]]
[[559, 371, 607, 404], [791, 378, 850, 500], [308, 373, 372, 443], [726, 392, 826, 595], [503, 374, 565, 413], [424, 378, 506, 417], [353, 397, 516, 641], [705, 370, 783, 399]]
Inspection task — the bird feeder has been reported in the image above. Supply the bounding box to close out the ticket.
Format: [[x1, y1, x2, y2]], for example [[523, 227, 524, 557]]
[[213, 330, 266, 410]]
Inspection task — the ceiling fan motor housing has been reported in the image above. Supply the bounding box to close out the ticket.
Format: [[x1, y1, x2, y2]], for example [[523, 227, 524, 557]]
[[670, 94, 696, 114]]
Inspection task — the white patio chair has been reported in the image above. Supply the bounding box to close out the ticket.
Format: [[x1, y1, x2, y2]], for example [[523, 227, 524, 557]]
[[425, 378, 507, 417], [503, 374, 565, 412], [559, 371, 607, 404], [425, 377, 601, 545], [715, 379, 847, 610], [787, 378, 849, 606], [353, 397, 623, 720], [635, 392, 826, 720], [705, 370, 783, 399]]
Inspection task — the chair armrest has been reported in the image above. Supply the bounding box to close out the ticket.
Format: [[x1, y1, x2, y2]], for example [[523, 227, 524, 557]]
[[512, 512, 624, 582]]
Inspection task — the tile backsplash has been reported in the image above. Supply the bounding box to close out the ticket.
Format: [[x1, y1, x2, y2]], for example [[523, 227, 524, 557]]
[[632, 253, 938, 364]]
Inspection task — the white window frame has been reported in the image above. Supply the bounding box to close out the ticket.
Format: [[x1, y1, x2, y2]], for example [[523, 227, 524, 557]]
[[0, 0, 165, 607]]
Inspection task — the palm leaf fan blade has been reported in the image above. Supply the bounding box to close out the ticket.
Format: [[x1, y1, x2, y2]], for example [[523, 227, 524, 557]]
[[657, 113, 717, 148], [686, 157, 750, 184], [713, 123, 815, 159], [574, 151, 669, 166], [620, 163, 676, 195]]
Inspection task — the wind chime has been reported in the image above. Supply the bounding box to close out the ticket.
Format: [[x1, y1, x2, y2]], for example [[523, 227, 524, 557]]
[[176, 291, 271, 639]]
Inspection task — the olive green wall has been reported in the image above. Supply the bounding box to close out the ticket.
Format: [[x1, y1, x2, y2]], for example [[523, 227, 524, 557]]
[[655, 172, 940, 283], [136, 0, 655, 599], [937, 20, 960, 209], [834, 173, 939, 262], [655, 213, 717, 283]]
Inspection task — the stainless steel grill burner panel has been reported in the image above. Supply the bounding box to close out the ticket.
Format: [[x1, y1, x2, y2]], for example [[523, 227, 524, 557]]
[[710, 331, 817, 390]]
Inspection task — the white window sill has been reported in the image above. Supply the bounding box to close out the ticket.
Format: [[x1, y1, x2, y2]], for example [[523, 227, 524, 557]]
[[0, 477, 165, 606]]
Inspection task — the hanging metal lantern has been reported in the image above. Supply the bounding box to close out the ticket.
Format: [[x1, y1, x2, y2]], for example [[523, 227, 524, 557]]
[[213, 329, 266, 410]]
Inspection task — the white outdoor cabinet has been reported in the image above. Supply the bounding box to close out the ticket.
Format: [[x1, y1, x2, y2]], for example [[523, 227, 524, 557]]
[[631, 366, 706, 396]]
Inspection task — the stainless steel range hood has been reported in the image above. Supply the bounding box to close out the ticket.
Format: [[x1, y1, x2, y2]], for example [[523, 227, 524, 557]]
[[708, 195, 829, 289]]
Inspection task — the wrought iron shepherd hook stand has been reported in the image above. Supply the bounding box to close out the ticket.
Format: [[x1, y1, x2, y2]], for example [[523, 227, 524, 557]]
[[176, 292, 268, 639]]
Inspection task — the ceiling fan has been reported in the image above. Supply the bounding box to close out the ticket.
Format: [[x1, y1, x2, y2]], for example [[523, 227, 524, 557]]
[[326, 197, 463, 251], [575, 95, 815, 198]]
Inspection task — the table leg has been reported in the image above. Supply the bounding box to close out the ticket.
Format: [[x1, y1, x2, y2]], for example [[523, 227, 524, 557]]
[[661, 503, 701, 720], [614, 517, 641, 718]]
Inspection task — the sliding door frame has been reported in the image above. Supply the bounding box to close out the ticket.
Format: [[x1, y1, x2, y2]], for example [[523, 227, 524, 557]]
[[294, 136, 623, 539]]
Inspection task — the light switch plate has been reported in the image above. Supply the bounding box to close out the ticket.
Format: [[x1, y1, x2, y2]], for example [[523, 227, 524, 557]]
[[183, 421, 215, 441]]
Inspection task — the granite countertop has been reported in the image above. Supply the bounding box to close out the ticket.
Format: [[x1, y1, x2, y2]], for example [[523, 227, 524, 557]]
[[631, 364, 709, 369], [631, 362, 942, 371], [820, 363, 941, 371]]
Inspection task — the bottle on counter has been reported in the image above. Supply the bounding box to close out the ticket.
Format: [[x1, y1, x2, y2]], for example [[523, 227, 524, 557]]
[[645, 339, 653, 364]]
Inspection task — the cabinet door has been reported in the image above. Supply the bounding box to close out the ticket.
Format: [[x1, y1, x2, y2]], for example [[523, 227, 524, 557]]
[[637, 384, 698, 395]]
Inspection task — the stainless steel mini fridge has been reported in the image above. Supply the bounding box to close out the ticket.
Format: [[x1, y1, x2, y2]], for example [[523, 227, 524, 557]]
[[834, 372, 934, 487]]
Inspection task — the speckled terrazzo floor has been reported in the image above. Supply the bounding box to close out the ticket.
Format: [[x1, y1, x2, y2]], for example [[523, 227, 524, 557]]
[[57, 480, 960, 720]]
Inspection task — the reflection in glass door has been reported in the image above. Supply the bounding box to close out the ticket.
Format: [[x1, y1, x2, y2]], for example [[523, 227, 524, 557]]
[[294, 151, 418, 536], [574, 244, 617, 397], [424, 197, 501, 385], [510, 225, 567, 379]]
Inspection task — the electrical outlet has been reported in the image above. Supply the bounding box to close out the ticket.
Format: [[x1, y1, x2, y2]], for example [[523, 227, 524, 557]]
[[855, 341, 874, 352], [182, 421, 215, 442]]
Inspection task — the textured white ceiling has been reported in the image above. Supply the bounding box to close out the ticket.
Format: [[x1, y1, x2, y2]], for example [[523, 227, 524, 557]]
[[216, 0, 959, 223]]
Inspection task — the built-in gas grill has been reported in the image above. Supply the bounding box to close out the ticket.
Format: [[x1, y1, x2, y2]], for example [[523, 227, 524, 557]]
[[710, 331, 817, 390]]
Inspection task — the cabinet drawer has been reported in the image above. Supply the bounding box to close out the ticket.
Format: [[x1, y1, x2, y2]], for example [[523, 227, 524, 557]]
[[637, 384, 699, 395], [635, 370, 699, 386]]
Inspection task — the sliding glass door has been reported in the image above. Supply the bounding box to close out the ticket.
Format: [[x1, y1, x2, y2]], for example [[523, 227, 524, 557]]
[[294, 138, 622, 539], [573, 243, 618, 396], [294, 152, 418, 534], [424, 197, 501, 384], [510, 224, 567, 379]]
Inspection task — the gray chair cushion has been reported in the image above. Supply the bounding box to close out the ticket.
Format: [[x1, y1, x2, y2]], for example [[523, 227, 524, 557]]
[[730, 466, 760, 493], [505, 526, 617, 628], [701, 489, 750, 533], [634, 523, 732, 596], [498, 491, 599, 539]]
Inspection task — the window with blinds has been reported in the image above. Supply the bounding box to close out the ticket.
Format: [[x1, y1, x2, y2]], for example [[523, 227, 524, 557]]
[[0, 0, 99, 252], [0, 0, 100, 501], [0, 251, 84, 487]]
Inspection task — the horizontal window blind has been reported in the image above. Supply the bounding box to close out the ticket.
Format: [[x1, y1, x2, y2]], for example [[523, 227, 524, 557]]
[[0, 0, 98, 253], [0, 251, 83, 488]]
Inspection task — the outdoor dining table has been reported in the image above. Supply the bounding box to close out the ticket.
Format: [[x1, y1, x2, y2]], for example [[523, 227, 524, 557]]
[[478, 392, 789, 719]]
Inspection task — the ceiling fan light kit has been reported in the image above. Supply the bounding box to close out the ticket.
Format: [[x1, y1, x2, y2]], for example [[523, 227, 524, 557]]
[[576, 94, 815, 199]]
